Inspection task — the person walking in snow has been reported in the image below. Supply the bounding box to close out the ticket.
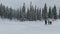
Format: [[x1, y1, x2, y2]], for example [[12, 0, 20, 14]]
[[50, 20, 52, 25], [45, 19, 47, 25], [48, 19, 52, 25], [48, 19, 50, 25]]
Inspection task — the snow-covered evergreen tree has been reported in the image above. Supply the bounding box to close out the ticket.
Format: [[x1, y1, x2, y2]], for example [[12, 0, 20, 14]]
[[48, 7, 52, 18], [52, 5, 57, 19]]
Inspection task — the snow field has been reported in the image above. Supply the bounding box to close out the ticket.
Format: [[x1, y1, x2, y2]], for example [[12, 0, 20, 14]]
[[0, 18, 60, 34]]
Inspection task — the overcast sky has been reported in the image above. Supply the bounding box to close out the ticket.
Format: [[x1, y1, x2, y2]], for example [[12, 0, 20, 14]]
[[0, 0, 60, 9]]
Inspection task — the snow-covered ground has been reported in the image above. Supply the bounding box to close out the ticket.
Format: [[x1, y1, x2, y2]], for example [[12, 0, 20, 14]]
[[0, 18, 60, 34]]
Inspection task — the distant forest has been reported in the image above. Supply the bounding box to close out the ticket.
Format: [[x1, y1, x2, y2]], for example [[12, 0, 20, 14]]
[[0, 2, 60, 21]]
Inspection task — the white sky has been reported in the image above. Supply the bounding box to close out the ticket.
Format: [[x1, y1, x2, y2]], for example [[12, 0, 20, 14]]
[[0, 0, 60, 10]]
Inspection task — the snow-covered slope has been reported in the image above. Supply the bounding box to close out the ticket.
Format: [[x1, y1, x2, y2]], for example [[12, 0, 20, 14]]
[[0, 18, 60, 34]]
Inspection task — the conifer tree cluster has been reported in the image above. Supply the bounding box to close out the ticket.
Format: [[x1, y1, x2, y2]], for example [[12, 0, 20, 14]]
[[0, 2, 58, 21]]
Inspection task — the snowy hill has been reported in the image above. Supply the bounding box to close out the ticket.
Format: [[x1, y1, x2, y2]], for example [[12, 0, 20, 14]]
[[0, 18, 60, 34]]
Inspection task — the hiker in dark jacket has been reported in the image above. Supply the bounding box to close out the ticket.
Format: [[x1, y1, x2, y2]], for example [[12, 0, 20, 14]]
[[45, 20, 47, 25]]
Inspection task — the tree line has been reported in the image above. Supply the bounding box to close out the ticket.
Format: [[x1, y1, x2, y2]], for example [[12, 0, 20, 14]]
[[0, 2, 60, 21]]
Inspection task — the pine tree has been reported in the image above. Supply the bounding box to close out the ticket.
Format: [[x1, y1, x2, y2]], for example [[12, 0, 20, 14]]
[[0, 3, 3, 17], [8, 8, 13, 19], [52, 5, 57, 19], [32, 5, 36, 21], [21, 3, 26, 21], [16, 9, 20, 20], [34, 5, 37, 20], [39, 8, 41, 20], [27, 8, 30, 20], [59, 9, 60, 19], [42, 3, 47, 20], [42, 8, 44, 19], [48, 7, 52, 18], [37, 8, 41, 20], [20, 8, 22, 19], [37, 8, 39, 20], [5, 7, 9, 18], [29, 2, 34, 21]]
